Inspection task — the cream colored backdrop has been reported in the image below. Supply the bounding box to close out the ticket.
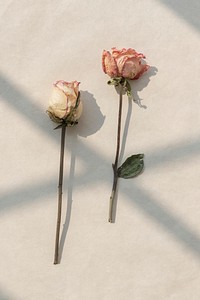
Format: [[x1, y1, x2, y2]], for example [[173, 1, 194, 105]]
[[1, 1, 200, 299]]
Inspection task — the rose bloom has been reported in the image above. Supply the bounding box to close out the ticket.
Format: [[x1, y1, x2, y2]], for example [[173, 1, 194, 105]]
[[47, 80, 82, 123], [102, 47, 149, 80]]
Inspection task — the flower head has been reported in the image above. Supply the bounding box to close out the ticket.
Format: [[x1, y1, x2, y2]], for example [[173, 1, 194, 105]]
[[47, 80, 82, 125], [102, 47, 149, 80]]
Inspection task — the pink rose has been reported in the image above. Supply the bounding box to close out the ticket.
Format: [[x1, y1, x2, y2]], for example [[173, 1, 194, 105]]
[[47, 80, 82, 124], [102, 47, 149, 80]]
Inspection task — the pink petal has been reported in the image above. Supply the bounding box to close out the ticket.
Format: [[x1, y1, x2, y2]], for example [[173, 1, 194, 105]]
[[115, 55, 130, 75], [121, 59, 137, 78], [112, 47, 145, 60], [133, 64, 150, 80], [102, 50, 118, 77]]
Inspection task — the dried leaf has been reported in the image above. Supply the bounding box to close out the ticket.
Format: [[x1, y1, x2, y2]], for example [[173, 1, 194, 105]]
[[118, 154, 144, 179]]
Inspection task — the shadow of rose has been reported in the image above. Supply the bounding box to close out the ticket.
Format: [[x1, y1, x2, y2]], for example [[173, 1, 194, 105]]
[[130, 66, 158, 108], [69, 90, 105, 138]]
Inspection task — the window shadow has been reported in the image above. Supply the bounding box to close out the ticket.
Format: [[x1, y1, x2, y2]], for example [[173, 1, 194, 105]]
[[159, 0, 200, 33], [1, 72, 200, 262], [123, 183, 200, 259], [0, 287, 17, 300]]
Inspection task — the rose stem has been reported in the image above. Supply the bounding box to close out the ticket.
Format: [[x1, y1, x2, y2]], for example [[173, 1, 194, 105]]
[[54, 123, 66, 264], [108, 86, 123, 223]]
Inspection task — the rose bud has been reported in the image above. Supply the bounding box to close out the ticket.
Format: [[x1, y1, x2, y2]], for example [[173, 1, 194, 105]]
[[47, 80, 82, 124], [102, 47, 149, 80]]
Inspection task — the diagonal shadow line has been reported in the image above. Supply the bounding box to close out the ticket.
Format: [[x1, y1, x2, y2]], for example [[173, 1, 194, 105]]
[[124, 183, 200, 259], [1, 131, 199, 214], [0, 136, 109, 212], [0, 178, 56, 213], [2, 164, 200, 260], [0, 288, 17, 300], [146, 138, 200, 169], [159, 0, 200, 33], [1, 143, 200, 260], [1, 134, 200, 211], [0, 73, 55, 141]]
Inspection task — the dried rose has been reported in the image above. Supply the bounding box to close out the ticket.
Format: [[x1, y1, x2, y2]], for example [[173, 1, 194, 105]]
[[102, 47, 149, 80], [47, 80, 82, 125], [102, 47, 150, 223], [47, 80, 83, 264]]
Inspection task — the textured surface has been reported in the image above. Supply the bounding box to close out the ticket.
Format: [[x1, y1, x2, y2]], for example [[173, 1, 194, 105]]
[[1, 0, 200, 299]]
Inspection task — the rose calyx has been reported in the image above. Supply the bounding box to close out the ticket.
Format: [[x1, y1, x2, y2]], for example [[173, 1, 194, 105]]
[[107, 77, 132, 97]]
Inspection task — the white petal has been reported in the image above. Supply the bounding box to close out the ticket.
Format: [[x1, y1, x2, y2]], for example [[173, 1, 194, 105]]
[[48, 87, 67, 118]]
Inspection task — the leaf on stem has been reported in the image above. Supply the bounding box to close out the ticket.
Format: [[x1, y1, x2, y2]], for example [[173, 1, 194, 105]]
[[117, 154, 144, 179]]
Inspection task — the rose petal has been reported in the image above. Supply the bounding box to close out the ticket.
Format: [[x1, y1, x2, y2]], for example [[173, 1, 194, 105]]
[[121, 59, 137, 78], [133, 64, 150, 80], [48, 87, 68, 118], [71, 81, 80, 96], [102, 50, 118, 77], [48, 80, 82, 123], [112, 47, 145, 60]]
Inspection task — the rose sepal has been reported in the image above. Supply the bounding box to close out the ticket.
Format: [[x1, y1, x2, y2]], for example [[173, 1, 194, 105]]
[[107, 77, 132, 97]]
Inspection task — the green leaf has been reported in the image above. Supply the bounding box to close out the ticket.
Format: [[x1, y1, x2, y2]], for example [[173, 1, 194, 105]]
[[117, 154, 144, 179]]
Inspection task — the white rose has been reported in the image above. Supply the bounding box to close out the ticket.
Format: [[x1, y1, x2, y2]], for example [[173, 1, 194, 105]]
[[47, 80, 82, 124]]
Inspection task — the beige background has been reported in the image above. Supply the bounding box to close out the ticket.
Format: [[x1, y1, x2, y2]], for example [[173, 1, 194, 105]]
[[1, 0, 200, 299]]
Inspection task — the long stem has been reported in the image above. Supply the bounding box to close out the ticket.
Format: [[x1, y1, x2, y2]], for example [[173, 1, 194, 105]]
[[54, 123, 66, 264], [108, 87, 123, 223]]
